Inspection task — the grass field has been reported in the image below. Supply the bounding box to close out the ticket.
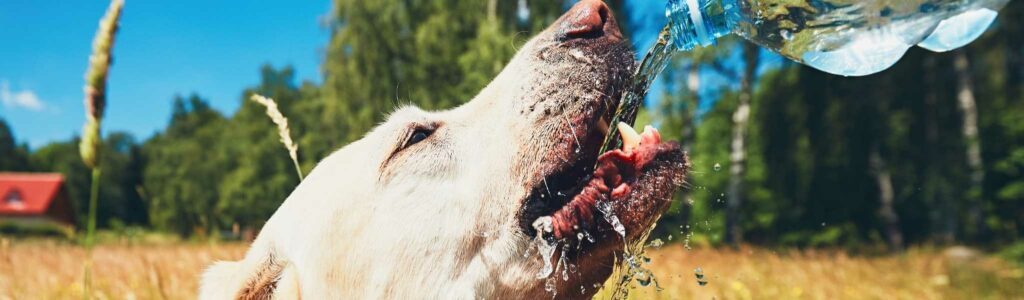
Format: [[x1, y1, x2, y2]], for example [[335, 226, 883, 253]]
[[1, 238, 1021, 299]]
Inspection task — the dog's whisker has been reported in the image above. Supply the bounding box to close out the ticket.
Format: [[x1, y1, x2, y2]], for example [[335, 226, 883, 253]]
[[561, 114, 582, 151], [543, 178, 552, 198]]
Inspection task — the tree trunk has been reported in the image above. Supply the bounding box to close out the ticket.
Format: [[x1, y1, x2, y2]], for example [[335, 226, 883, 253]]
[[725, 43, 758, 246], [954, 51, 986, 241], [923, 56, 956, 244], [673, 62, 702, 228], [870, 146, 904, 252], [487, 0, 497, 21], [682, 62, 700, 154]]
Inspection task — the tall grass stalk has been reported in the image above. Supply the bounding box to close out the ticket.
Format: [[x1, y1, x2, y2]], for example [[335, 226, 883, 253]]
[[251, 94, 304, 180], [79, 0, 123, 298]]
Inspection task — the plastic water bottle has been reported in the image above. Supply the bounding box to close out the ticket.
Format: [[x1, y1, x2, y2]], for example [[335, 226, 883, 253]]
[[666, 0, 1010, 76]]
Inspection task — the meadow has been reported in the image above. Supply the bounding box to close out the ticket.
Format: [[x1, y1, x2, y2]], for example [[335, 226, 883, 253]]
[[1, 238, 1021, 299]]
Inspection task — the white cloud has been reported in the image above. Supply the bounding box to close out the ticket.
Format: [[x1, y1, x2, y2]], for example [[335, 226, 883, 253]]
[[0, 80, 45, 111]]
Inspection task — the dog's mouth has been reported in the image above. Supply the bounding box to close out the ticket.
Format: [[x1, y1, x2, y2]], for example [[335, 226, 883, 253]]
[[512, 0, 688, 253], [518, 116, 687, 244]]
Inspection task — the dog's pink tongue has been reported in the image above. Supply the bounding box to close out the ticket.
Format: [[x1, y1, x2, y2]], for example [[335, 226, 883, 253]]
[[549, 127, 662, 240]]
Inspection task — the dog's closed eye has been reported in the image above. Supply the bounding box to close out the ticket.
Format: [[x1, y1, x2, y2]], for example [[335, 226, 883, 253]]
[[380, 122, 441, 178], [405, 128, 432, 148], [401, 126, 435, 150]]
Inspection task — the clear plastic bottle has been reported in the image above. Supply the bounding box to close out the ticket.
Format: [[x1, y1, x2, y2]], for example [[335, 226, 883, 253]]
[[666, 0, 1010, 76]]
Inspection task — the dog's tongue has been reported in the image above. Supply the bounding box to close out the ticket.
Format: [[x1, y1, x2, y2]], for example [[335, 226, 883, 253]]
[[545, 122, 663, 240]]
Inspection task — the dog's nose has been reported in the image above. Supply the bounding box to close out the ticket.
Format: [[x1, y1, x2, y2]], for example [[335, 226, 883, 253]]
[[558, 0, 623, 41]]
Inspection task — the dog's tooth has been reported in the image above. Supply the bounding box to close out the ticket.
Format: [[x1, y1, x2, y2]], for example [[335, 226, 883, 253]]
[[642, 125, 656, 137], [642, 125, 662, 143], [617, 122, 641, 152]]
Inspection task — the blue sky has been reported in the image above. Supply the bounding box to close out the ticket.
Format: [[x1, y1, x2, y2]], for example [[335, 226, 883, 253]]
[[0, 1, 329, 147], [0, 0, 701, 148]]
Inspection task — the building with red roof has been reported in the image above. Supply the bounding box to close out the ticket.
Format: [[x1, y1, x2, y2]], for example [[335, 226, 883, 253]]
[[0, 173, 75, 227]]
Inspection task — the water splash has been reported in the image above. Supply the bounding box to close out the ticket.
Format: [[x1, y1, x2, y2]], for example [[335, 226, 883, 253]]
[[589, 24, 678, 300], [597, 25, 676, 157], [596, 201, 626, 238], [532, 217, 557, 279]]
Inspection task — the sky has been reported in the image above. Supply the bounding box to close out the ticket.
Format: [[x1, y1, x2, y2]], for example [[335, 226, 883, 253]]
[[0, 0, 728, 149], [0, 1, 330, 147]]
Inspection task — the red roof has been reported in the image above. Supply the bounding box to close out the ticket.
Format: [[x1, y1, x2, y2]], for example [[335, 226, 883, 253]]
[[0, 173, 65, 216]]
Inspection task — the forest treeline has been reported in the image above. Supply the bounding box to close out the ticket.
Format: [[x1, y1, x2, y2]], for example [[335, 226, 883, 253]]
[[0, 0, 1021, 250]]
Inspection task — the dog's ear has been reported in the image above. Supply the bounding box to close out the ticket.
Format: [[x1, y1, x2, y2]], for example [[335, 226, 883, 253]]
[[199, 251, 285, 300]]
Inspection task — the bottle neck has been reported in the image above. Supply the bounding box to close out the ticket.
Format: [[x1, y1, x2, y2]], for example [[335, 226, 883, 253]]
[[666, 0, 737, 51]]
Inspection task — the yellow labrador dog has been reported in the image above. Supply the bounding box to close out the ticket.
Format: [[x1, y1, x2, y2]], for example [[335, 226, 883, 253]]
[[200, 1, 687, 298]]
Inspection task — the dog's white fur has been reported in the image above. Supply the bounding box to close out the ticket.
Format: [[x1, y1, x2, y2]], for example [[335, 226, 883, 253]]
[[199, 4, 642, 299]]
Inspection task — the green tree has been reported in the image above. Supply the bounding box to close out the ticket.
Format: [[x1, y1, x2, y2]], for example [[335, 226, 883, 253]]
[[319, 0, 573, 155], [217, 65, 306, 230], [142, 94, 227, 237], [31, 132, 147, 228], [0, 118, 31, 171]]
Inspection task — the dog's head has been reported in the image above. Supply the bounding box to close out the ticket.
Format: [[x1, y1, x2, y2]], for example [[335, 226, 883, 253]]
[[232, 1, 688, 298]]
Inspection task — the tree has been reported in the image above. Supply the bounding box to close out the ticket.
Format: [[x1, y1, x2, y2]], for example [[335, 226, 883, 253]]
[[217, 66, 306, 230], [953, 50, 986, 240], [0, 118, 31, 171], [320, 0, 578, 154], [651, 35, 738, 239], [31, 132, 147, 228], [143, 94, 227, 237], [725, 42, 759, 245]]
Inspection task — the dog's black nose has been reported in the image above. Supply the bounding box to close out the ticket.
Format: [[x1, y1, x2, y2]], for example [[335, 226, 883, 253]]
[[557, 0, 623, 41]]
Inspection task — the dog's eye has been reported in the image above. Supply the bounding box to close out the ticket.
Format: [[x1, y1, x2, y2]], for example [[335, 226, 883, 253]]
[[403, 127, 433, 149]]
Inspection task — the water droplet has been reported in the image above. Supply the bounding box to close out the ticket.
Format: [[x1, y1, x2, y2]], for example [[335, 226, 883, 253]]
[[694, 267, 708, 286], [559, 245, 569, 281], [584, 231, 595, 243], [713, 163, 722, 171], [646, 238, 664, 249], [781, 29, 793, 40], [821, 222, 827, 227], [544, 277, 557, 295], [637, 272, 652, 286]]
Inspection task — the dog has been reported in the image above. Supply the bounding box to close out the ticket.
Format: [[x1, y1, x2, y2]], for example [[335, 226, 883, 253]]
[[199, 1, 688, 298]]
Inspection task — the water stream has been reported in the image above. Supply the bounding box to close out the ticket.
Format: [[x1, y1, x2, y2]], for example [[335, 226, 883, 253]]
[[597, 24, 677, 155], [596, 23, 679, 299]]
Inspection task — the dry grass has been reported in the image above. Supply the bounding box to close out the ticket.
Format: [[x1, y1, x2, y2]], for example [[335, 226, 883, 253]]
[[0, 239, 245, 300], [609, 245, 1024, 300], [250, 94, 303, 180], [1, 239, 1020, 299]]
